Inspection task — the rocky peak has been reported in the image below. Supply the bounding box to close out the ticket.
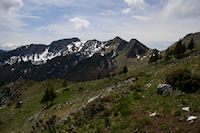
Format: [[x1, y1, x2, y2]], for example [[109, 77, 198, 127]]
[[49, 38, 80, 52]]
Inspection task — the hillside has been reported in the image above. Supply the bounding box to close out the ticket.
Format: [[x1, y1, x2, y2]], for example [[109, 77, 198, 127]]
[[0, 33, 200, 133]]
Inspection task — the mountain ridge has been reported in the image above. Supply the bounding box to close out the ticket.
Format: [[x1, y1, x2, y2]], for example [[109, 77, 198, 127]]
[[0, 36, 150, 82]]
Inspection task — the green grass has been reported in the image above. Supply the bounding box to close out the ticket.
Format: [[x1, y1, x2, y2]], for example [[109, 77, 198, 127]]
[[74, 49, 200, 132], [0, 49, 200, 132]]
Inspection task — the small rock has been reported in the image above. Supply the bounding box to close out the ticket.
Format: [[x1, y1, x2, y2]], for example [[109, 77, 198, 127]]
[[145, 83, 152, 88], [87, 95, 99, 104], [157, 84, 173, 95], [107, 87, 115, 93]]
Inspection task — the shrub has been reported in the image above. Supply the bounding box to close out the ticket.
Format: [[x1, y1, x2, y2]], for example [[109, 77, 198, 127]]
[[165, 48, 170, 61], [78, 87, 83, 92], [103, 109, 112, 117], [122, 65, 128, 73], [41, 87, 56, 106], [104, 117, 110, 127], [166, 69, 200, 93], [173, 39, 186, 58], [188, 38, 195, 50]]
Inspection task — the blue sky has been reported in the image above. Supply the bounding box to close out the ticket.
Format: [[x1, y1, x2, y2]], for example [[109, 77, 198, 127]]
[[0, 0, 200, 50]]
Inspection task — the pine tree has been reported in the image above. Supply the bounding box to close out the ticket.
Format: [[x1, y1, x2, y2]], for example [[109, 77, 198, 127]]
[[49, 87, 56, 105], [122, 65, 128, 73], [188, 38, 194, 50], [41, 88, 50, 107], [173, 39, 185, 58], [41, 88, 56, 107], [165, 48, 170, 61]]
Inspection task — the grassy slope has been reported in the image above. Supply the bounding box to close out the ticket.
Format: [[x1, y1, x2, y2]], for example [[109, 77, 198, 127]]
[[0, 47, 200, 132], [0, 68, 142, 133], [74, 50, 200, 133]]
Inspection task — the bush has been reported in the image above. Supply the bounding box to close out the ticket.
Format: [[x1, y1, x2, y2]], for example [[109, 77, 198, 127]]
[[166, 69, 200, 93], [103, 109, 112, 117], [104, 117, 110, 127], [188, 38, 195, 50], [41, 87, 56, 106], [122, 65, 128, 73], [173, 39, 186, 58]]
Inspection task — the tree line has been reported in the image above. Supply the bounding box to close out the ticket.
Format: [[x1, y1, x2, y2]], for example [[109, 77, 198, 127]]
[[149, 38, 195, 63]]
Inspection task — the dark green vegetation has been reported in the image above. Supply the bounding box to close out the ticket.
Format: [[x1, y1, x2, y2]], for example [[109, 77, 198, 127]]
[[0, 32, 200, 133], [173, 39, 186, 58], [188, 38, 195, 50], [41, 87, 56, 107], [166, 69, 200, 93], [122, 65, 128, 73], [149, 52, 159, 63]]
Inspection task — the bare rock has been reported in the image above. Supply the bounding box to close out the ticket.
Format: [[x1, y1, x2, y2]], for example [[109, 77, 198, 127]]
[[157, 84, 173, 95]]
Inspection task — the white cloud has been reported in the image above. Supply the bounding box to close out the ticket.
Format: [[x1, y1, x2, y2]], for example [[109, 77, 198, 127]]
[[100, 10, 117, 16], [163, 0, 200, 19], [124, 0, 147, 10], [0, 0, 23, 12], [132, 15, 150, 21], [19, 15, 43, 19], [0, 43, 20, 50], [69, 17, 90, 30], [30, 0, 77, 7], [122, 8, 131, 14], [0, 0, 26, 31]]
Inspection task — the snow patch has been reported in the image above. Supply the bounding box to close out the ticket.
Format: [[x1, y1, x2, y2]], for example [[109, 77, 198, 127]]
[[149, 112, 156, 117], [182, 107, 190, 111], [187, 116, 197, 123]]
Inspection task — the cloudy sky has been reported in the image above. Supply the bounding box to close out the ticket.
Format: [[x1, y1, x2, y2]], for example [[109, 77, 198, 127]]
[[0, 0, 200, 50]]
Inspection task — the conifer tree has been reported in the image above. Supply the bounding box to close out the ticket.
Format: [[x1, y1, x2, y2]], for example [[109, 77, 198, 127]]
[[173, 39, 185, 58], [188, 38, 194, 50], [49, 87, 56, 105], [122, 65, 128, 73], [165, 48, 170, 61], [41, 88, 56, 107]]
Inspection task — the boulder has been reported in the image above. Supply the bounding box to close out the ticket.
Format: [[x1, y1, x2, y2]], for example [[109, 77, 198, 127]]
[[157, 84, 173, 95]]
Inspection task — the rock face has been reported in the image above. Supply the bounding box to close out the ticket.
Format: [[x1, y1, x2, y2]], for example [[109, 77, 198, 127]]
[[157, 84, 173, 95]]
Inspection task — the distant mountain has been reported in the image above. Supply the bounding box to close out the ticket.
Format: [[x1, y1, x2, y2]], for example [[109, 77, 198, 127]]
[[0, 37, 151, 82], [0, 50, 5, 53]]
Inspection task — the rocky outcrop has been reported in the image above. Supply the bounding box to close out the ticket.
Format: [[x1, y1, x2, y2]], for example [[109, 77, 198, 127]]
[[58, 77, 137, 124], [0, 86, 19, 109], [157, 84, 173, 95]]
